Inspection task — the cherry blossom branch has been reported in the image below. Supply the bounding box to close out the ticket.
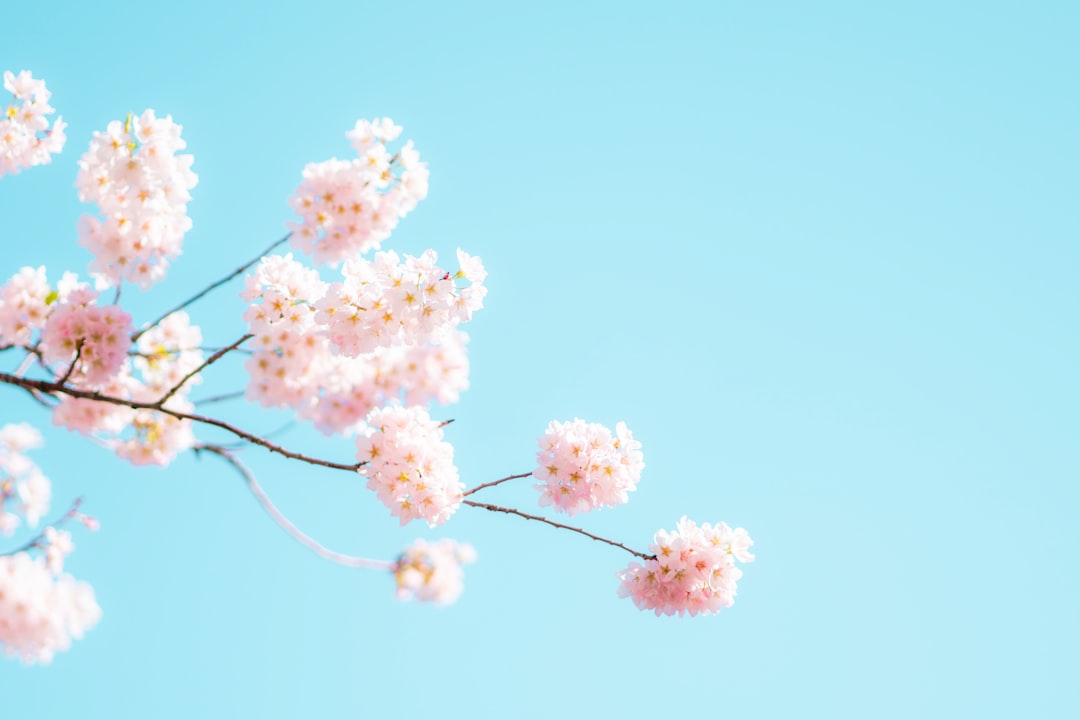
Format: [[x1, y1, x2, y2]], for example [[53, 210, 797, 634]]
[[462, 499, 655, 561], [463, 472, 533, 497], [132, 233, 290, 342], [156, 333, 252, 406], [195, 444, 392, 571], [0, 497, 85, 557], [55, 342, 82, 386], [0, 371, 365, 472]]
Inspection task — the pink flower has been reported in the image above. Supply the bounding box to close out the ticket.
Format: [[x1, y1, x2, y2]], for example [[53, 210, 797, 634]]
[[133, 311, 204, 393], [356, 406, 462, 527], [0, 423, 51, 535], [0, 266, 50, 346], [316, 249, 485, 357], [75, 109, 197, 289], [393, 538, 476, 604], [0, 551, 101, 664], [0, 70, 65, 178], [533, 419, 644, 515], [38, 284, 132, 388], [617, 517, 755, 617], [287, 118, 428, 265]]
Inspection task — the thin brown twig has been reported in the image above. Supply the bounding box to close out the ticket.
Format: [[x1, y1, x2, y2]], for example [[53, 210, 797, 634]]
[[0, 497, 85, 557], [463, 499, 655, 561], [132, 233, 291, 342], [0, 371, 365, 472], [155, 333, 252, 406], [55, 342, 83, 385], [463, 472, 533, 497], [196, 444, 392, 571]]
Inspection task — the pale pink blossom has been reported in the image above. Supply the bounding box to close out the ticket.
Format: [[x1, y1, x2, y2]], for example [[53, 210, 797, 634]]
[[75, 109, 197, 289], [242, 254, 476, 432], [51, 364, 195, 467], [0, 423, 51, 535], [288, 118, 428, 264], [42, 527, 74, 574], [132, 311, 203, 392], [0, 70, 65, 178], [241, 254, 329, 409], [356, 406, 462, 527], [316, 249, 485, 357], [0, 266, 51, 346], [534, 419, 644, 515], [301, 331, 470, 435], [52, 372, 136, 436], [617, 517, 754, 617], [393, 538, 476, 605], [0, 551, 101, 664]]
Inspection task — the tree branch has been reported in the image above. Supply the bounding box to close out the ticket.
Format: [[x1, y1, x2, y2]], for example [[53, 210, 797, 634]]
[[155, 333, 252, 406], [132, 233, 290, 342], [0, 497, 85, 557], [463, 499, 655, 561], [463, 472, 533, 497], [196, 445, 392, 570], [0, 371, 365, 472]]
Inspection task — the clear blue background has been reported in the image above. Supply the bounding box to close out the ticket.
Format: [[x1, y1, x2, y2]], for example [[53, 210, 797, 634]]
[[2, 1, 1078, 717]]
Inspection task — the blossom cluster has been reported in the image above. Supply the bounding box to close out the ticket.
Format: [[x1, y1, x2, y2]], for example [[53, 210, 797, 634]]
[[533, 419, 644, 515], [75, 110, 198, 289], [288, 118, 429, 265], [393, 538, 477, 604], [0, 263, 201, 467], [316, 249, 486, 356], [617, 517, 755, 616], [0, 265, 50, 347], [39, 283, 133, 388], [300, 331, 470, 435], [242, 252, 479, 433], [356, 406, 462, 527], [0, 424, 51, 536], [50, 310, 201, 466], [0, 70, 65, 178], [0, 550, 101, 664]]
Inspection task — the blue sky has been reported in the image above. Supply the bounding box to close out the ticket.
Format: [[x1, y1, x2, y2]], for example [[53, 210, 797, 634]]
[[2, 1, 1078, 717]]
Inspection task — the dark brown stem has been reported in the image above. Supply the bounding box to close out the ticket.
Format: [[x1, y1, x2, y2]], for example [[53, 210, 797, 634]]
[[463, 472, 533, 497], [155, 334, 252, 406], [56, 341, 82, 385], [132, 233, 290, 342], [196, 445, 392, 570], [463, 499, 655, 561], [0, 371, 365, 472]]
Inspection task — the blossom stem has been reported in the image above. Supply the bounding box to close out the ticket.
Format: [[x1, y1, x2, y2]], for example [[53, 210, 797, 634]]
[[462, 499, 655, 561], [132, 233, 290, 342], [55, 342, 82, 385], [462, 472, 533, 497], [155, 333, 252, 406], [196, 444, 392, 570]]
